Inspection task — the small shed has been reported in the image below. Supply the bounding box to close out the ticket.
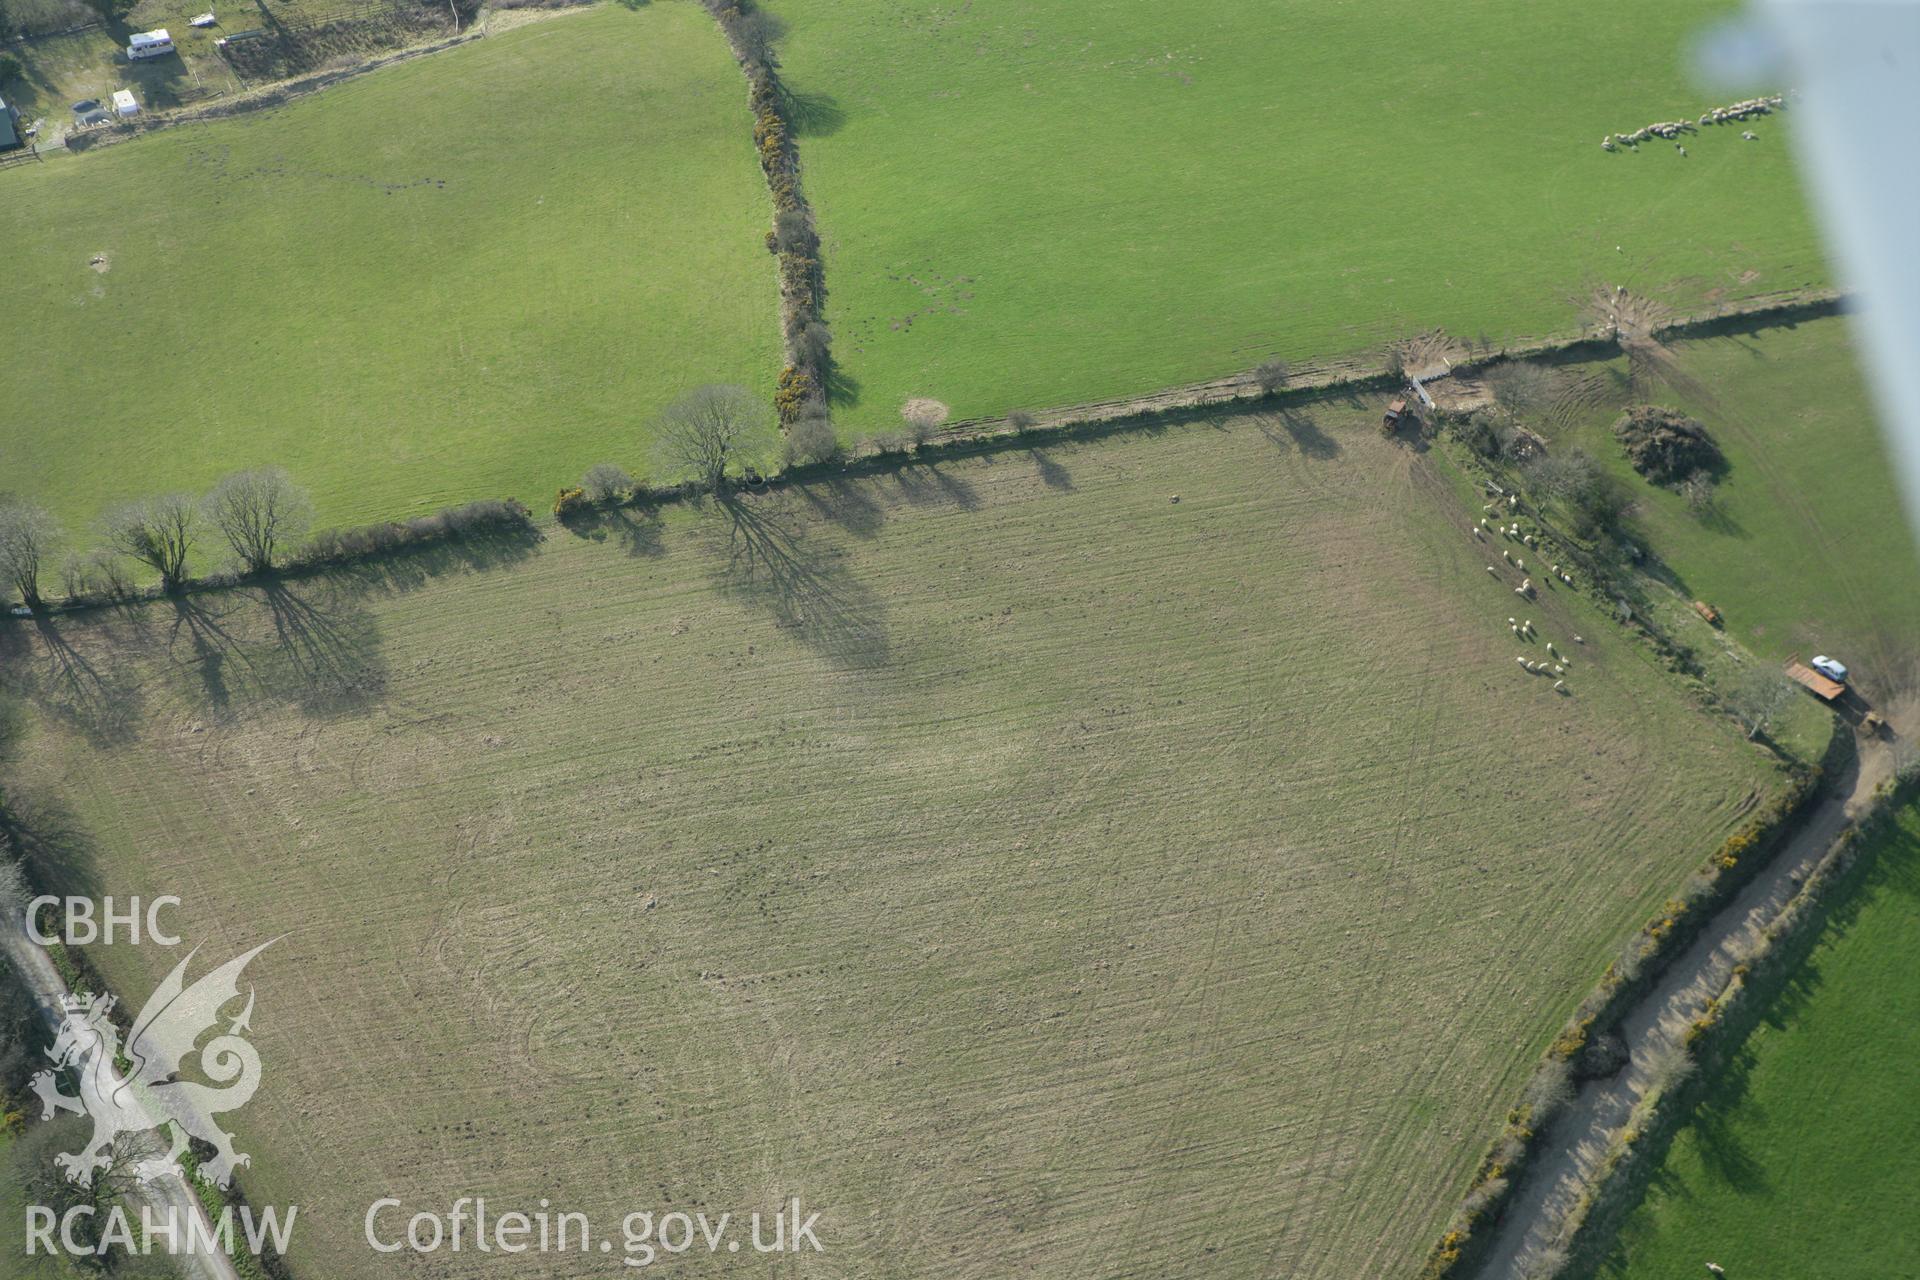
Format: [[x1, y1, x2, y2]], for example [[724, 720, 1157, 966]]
[[112, 89, 140, 118], [1384, 398, 1407, 426]]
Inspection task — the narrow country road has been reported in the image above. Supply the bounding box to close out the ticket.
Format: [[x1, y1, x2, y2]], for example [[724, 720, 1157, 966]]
[[1, 912, 244, 1280], [1473, 721, 1903, 1279]]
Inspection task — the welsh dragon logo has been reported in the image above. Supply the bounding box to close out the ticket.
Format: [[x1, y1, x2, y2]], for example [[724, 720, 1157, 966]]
[[30, 942, 274, 1189]]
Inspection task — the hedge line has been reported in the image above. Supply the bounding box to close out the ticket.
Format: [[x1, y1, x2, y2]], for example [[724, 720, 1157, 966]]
[[1417, 764, 1826, 1280], [702, 0, 831, 431], [14, 498, 534, 620], [1545, 770, 1918, 1277]]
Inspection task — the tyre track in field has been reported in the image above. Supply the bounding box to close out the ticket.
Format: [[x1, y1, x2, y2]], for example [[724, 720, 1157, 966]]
[[1267, 452, 1452, 1277]]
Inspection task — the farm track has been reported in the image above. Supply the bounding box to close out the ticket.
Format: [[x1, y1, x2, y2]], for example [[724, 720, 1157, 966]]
[[0, 915, 245, 1280], [1472, 719, 1908, 1280]]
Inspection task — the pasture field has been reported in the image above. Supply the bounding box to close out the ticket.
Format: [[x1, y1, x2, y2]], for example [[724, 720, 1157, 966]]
[[0, 399, 1783, 1278], [1531, 314, 1920, 708], [0, 1, 780, 536], [1597, 798, 1920, 1279], [766, 0, 1824, 433]]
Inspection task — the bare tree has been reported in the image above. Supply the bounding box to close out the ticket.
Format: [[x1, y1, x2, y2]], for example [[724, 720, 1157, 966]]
[[1488, 362, 1556, 416], [0, 497, 60, 609], [1680, 469, 1719, 516], [204, 468, 311, 574], [655, 385, 771, 494], [100, 493, 199, 590], [81, 550, 133, 600], [1729, 668, 1795, 741], [581, 464, 634, 504], [783, 413, 839, 467], [1254, 358, 1290, 395]]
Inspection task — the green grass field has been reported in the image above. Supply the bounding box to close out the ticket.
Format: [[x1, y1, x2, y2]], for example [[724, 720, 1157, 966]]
[[1532, 315, 1920, 708], [0, 1, 780, 535], [767, 0, 1824, 433], [1598, 798, 1920, 1279], [0, 397, 1781, 1279]]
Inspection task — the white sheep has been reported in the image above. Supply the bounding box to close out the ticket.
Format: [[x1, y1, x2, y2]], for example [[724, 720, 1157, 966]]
[[1573, 634, 1584, 644], [1508, 617, 1517, 626], [1516, 656, 1528, 666], [1554, 679, 1566, 692], [1516, 558, 1526, 571], [1524, 619, 1534, 632], [1487, 565, 1499, 575], [1554, 665, 1565, 675], [1515, 585, 1527, 596], [1503, 549, 1513, 562]]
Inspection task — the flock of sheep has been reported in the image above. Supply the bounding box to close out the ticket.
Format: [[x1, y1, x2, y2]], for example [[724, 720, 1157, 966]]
[[1475, 486, 1580, 693], [1601, 94, 1784, 152]]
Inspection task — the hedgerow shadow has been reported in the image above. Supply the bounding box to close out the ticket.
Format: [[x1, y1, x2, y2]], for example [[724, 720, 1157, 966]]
[[559, 505, 666, 558]]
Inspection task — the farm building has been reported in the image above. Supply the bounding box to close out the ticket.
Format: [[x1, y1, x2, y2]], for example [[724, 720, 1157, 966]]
[[0, 96, 20, 150]]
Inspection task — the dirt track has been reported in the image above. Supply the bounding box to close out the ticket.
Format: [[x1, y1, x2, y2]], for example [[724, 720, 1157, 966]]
[[1472, 713, 1908, 1278], [0, 914, 244, 1280]]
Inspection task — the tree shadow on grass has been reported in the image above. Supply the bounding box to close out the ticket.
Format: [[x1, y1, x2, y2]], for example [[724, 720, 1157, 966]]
[[775, 84, 846, 138], [790, 476, 886, 538], [706, 494, 889, 670], [0, 788, 108, 906], [0, 617, 146, 748], [255, 579, 388, 716], [156, 581, 384, 719], [1028, 448, 1074, 490], [1260, 406, 1342, 460], [887, 460, 979, 512], [823, 357, 862, 409]]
